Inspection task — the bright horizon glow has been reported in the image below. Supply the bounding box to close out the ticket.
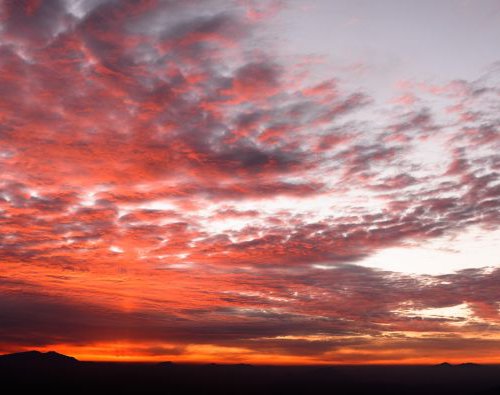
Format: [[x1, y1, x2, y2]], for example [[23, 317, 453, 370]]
[[21, 341, 500, 365]]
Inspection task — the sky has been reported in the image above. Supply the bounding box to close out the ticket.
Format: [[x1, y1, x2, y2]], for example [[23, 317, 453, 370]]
[[0, 0, 499, 364]]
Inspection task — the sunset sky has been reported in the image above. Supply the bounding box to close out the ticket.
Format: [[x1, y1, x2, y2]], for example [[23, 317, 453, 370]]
[[0, 0, 499, 364]]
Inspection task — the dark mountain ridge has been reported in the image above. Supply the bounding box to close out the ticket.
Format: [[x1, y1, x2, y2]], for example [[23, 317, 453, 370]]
[[435, 362, 484, 368], [0, 350, 78, 364], [0, 351, 499, 394]]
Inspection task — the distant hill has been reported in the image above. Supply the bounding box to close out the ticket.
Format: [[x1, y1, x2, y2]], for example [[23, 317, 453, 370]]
[[157, 361, 175, 367], [434, 362, 483, 368], [0, 350, 78, 365], [458, 363, 483, 368], [0, 354, 498, 394]]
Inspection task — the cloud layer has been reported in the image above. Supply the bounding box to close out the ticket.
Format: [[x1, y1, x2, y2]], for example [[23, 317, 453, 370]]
[[0, 0, 499, 363]]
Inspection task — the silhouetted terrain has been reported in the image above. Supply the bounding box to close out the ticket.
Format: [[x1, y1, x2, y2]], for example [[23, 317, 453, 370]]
[[0, 350, 78, 365], [1, 351, 499, 394]]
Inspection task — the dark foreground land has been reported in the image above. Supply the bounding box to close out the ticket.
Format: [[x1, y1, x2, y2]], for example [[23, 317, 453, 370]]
[[1, 351, 500, 395]]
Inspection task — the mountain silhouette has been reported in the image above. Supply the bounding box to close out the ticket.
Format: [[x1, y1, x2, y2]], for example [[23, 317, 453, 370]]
[[434, 362, 483, 368], [0, 350, 78, 365], [458, 362, 483, 368], [157, 360, 175, 367], [0, 351, 498, 394]]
